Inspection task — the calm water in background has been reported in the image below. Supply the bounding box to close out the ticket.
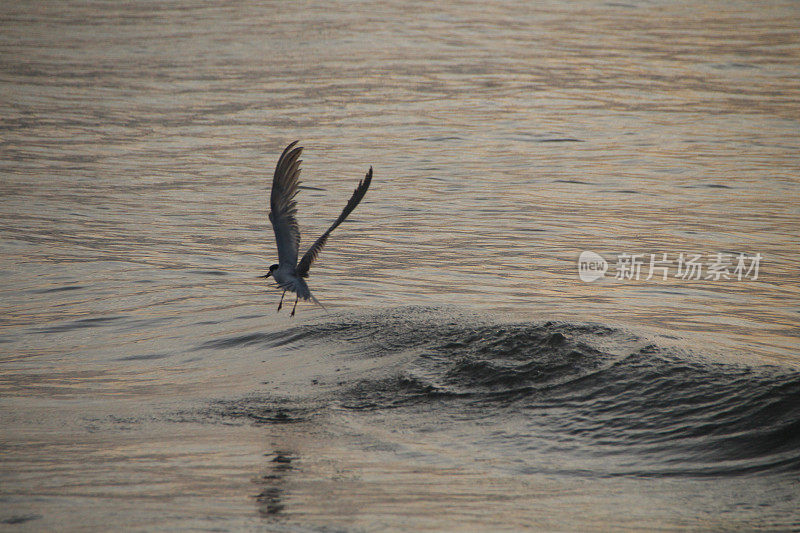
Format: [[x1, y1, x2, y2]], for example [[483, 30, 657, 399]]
[[1, 1, 800, 530]]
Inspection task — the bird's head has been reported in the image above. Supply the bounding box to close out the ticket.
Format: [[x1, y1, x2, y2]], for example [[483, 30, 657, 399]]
[[261, 264, 279, 279]]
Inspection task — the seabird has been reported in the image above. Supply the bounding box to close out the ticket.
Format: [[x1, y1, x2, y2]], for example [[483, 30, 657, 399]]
[[261, 141, 372, 316]]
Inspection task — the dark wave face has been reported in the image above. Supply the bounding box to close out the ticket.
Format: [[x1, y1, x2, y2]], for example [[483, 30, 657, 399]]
[[211, 308, 800, 478]]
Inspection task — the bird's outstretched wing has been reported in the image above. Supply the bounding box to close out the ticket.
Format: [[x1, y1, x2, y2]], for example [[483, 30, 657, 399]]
[[269, 141, 303, 267], [297, 167, 372, 277]]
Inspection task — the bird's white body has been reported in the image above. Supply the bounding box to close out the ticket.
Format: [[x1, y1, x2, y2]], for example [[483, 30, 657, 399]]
[[272, 265, 311, 300]]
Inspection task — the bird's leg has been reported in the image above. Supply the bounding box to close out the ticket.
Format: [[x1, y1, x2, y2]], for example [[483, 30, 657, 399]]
[[276, 291, 286, 312], [290, 295, 299, 317]]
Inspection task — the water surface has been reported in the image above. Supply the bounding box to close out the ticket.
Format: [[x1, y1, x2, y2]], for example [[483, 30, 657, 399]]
[[1, 1, 799, 530]]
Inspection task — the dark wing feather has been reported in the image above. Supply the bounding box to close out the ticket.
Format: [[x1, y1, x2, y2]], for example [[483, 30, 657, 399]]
[[269, 141, 303, 267], [297, 167, 372, 277]]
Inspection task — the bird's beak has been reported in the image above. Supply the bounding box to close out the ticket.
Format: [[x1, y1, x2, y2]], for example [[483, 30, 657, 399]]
[[260, 272, 272, 279]]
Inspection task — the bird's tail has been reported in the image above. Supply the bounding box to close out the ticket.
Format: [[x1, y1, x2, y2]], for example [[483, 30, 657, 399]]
[[309, 292, 327, 312]]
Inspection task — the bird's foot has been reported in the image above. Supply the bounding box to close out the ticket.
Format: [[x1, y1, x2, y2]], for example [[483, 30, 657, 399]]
[[290, 308, 295, 317], [277, 301, 283, 312]]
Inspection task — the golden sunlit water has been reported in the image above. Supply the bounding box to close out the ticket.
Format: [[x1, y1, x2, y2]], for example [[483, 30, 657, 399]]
[[1, 1, 799, 531]]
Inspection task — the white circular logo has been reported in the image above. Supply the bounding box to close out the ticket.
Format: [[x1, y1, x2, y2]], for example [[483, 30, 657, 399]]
[[578, 251, 608, 282]]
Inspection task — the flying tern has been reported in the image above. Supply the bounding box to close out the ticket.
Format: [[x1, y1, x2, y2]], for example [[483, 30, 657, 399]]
[[261, 141, 373, 316]]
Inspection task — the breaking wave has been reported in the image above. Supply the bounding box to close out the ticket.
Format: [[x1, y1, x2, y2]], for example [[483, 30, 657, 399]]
[[205, 307, 800, 477]]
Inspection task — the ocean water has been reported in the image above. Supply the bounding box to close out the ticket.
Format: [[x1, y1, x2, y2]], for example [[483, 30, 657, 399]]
[[1, 1, 799, 531]]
